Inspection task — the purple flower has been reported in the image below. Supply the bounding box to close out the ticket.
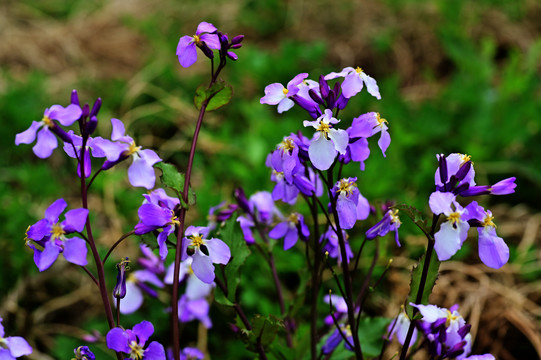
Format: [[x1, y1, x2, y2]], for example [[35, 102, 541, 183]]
[[268, 213, 309, 250], [164, 258, 214, 301], [429, 191, 470, 261], [73, 345, 95, 360], [118, 269, 164, 314], [181, 226, 231, 284], [260, 73, 309, 113], [465, 202, 509, 268], [25, 198, 88, 271], [350, 112, 391, 157], [178, 295, 212, 328], [387, 308, 417, 346], [323, 294, 348, 326], [0, 318, 33, 359], [435, 153, 476, 194], [325, 67, 381, 99], [94, 118, 162, 189], [176, 22, 220, 67], [236, 191, 281, 244], [113, 257, 130, 299], [135, 188, 180, 259], [303, 109, 349, 170], [332, 177, 370, 229], [167, 347, 205, 360], [321, 227, 353, 264], [15, 104, 82, 158], [322, 324, 354, 354], [460, 177, 517, 197], [366, 208, 402, 246], [63, 132, 107, 178], [106, 321, 165, 360]]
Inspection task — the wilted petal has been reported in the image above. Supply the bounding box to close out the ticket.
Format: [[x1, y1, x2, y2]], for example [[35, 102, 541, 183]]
[[378, 129, 391, 157], [360, 73, 381, 99]]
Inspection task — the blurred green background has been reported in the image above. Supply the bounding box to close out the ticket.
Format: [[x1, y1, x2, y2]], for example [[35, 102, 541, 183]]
[[1, 0, 540, 359]]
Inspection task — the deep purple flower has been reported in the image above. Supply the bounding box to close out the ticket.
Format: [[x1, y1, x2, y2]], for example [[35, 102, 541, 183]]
[[15, 104, 82, 158], [73, 345, 95, 360], [260, 73, 309, 113], [366, 208, 402, 246], [135, 189, 180, 259], [460, 177, 517, 197], [434, 153, 476, 194], [94, 118, 162, 189], [268, 213, 309, 250], [118, 269, 164, 315], [167, 347, 205, 360], [303, 109, 348, 170], [322, 324, 354, 354], [25, 198, 88, 271], [332, 177, 370, 229], [181, 226, 230, 284], [429, 191, 470, 261], [325, 67, 381, 99], [106, 321, 165, 360], [176, 22, 220, 67], [465, 201, 509, 268], [113, 257, 130, 299], [236, 191, 281, 244], [0, 318, 33, 359]]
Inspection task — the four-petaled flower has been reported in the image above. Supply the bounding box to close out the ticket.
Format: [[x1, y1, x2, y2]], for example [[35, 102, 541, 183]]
[[181, 226, 231, 284], [106, 321, 165, 360], [260, 73, 308, 113], [25, 198, 89, 271], [303, 109, 348, 170], [15, 104, 82, 158], [176, 22, 221, 68], [324, 66, 381, 99]]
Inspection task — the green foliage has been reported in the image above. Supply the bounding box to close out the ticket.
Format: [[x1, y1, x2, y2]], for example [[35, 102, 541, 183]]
[[155, 162, 195, 206], [194, 80, 233, 111], [406, 251, 440, 319]]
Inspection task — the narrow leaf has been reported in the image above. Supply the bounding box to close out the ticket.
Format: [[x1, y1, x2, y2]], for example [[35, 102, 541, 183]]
[[406, 252, 440, 318]]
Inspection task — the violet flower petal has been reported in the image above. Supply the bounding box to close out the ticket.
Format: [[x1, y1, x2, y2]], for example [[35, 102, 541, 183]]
[[62, 237, 88, 266]]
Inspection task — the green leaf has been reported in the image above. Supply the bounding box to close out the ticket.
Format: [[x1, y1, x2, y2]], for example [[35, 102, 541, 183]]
[[406, 252, 440, 318], [394, 204, 430, 236], [357, 317, 390, 358], [154, 162, 196, 207], [214, 217, 251, 306], [246, 315, 284, 352], [194, 80, 233, 111]]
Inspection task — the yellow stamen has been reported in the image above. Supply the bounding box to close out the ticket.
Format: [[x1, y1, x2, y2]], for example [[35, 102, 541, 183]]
[[482, 213, 496, 228], [193, 34, 201, 45], [316, 121, 331, 138], [446, 310, 459, 327], [42, 115, 54, 127], [355, 66, 364, 74], [376, 112, 388, 127], [390, 209, 401, 225], [282, 88, 289, 95], [338, 178, 356, 197], [128, 141, 141, 155], [128, 341, 145, 360], [447, 212, 461, 225], [459, 153, 472, 166], [278, 137, 295, 153], [51, 223, 65, 240], [170, 210, 180, 226], [190, 234, 204, 247], [288, 213, 299, 224]]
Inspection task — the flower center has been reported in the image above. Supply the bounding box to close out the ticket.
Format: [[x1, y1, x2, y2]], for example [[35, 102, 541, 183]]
[[288, 213, 299, 224], [193, 34, 201, 45], [482, 212, 496, 228], [170, 210, 180, 226], [376, 112, 388, 128], [446, 310, 459, 327], [51, 223, 65, 240], [128, 341, 145, 360], [355, 66, 364, 75], [459, 153, 472, 166], [447, 211, 461, 225], [316, 120, 331, 138], [190, 234, 204, 247], [278, 137, 295, 154], [338, 178, 356, 197], [42, 115, 54, 127], [272, 170, 284, 181], [282, 88, 289, 95], [128, 141, 141, 156], [390, 209, 401, 225]]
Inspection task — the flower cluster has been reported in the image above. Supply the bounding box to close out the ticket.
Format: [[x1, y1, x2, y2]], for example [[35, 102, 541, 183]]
[[430, 153, 516, 268]]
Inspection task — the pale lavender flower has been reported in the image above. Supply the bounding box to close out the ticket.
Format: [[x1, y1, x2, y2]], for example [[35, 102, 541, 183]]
[[176, 22, 220, 67], [387, 308, 417, 346], [0, 318, 33, 359], [15, 104, 81, 158], [178, 295, 212, 328], [164, 258, 214, 301], [63, 131, 107, 178], [260, 73, 309, 113], [332, 177, 370, 229], [106, 321, 165, 360], [325, 67, 381, 99], [117, 270, 164, 315], [181, 226, 230, 284], [429, 192, 470, 261], [322, 227, 353, 264], [323, 294, 348, 326], [303, 109, 348, 170], [94, 118, 162, 189], [25, 198, 88, 271], [268, 213, 309, 250], [366, 208, 402, 246], [350, 112, 391, 157], [465, 201, 509, 268]]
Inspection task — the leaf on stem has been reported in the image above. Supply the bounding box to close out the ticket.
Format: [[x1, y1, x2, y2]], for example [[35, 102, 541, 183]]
[[406, 252, 440, 319], [194, 80, 233, 111], [394, 204, 430, 236], [154, 162, 196, 207], [246, 315, 284, 351]]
